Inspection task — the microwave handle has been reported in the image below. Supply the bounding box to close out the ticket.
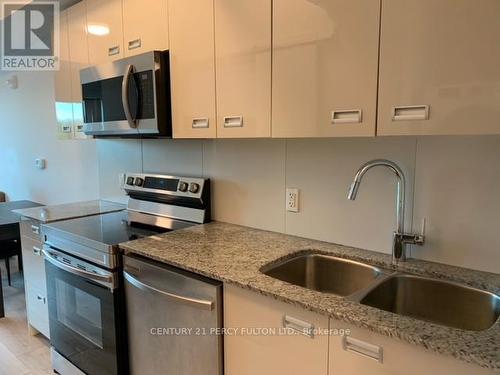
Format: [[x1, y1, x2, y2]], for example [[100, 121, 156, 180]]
[[122, 64, 138, 129]]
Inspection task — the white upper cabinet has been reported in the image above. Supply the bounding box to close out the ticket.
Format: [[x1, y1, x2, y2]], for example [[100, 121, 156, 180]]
[[215, 0, 272, 138], [169, 0, 217, 138], [86, 0, 124, 64], [272, 0, 380, 138], [54, 9, 73, 138], [123, 0, 169, 57], [378, 0, 500, 136], [67, 1, 90, 137], [55, 10, 71, 103]]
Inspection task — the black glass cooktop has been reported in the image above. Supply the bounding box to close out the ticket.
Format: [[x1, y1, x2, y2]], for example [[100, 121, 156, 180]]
[[43, 210, 169, 246]]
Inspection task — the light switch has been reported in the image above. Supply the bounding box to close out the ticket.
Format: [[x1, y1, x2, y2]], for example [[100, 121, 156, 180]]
[[35, 158, 46, 170], [6, 75, 18, 89]]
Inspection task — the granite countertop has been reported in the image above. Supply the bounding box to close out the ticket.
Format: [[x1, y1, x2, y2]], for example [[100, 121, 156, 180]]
[[13, 200, 125, 223], [119, 222, 500, 371]]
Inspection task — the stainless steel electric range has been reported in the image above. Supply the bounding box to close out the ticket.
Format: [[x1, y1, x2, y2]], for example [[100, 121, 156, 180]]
[[41, 173, 210, 375]]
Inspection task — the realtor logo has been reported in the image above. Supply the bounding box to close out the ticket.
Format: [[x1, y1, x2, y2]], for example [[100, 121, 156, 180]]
[[1, 1, 59, 71]]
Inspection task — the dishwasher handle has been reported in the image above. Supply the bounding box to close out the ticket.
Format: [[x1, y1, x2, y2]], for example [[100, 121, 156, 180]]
[[124, 271, 214, 311]]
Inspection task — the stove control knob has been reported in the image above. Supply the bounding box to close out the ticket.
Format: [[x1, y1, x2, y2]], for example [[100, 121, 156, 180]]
[[189, 183, 200, 194], [178, 181, 189, 192], [134, 177, 144, 187], [126, 177, 135, 186]]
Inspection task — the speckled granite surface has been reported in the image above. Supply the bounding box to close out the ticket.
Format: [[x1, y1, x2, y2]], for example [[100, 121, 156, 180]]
[[120, 222, 500, 371], [13, 200, 125, 223]]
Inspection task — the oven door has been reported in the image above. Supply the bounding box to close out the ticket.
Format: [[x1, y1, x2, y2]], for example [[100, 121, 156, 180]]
[[80, 51, 167, 136], [43, 247, 123, 375]]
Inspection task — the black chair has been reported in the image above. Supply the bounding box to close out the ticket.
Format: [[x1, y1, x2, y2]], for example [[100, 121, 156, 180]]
[[0, 240, 22, 286]]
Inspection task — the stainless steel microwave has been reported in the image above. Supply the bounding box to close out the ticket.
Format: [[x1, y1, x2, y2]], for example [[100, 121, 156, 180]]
[[80, 50, 172, 137]]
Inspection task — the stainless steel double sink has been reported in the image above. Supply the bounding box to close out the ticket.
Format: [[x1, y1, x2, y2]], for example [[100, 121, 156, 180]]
[[260, 252, 500, 332]]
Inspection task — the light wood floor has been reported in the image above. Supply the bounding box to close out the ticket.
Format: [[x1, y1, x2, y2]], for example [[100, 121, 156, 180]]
[[0, 258, 52, 375]]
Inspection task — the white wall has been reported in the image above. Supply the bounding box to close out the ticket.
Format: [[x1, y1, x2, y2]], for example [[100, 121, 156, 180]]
[[97, 136, 500, 274], [412, 136, 500, 273], [0, 72, 99, 205]]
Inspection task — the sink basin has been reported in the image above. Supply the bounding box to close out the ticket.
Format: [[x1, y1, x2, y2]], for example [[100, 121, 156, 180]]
[[360, 274, 500, 331], [261, 253, 386, 296]]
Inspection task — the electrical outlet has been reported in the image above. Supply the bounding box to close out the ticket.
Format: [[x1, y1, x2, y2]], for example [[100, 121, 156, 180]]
[[286, 188, 299, 212]]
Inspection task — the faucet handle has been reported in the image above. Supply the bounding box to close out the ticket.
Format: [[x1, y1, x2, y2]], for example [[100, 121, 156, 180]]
[[400, 219, 426, 245], [415, 218, 426, 244], [397, 233, 424, 246], [419, 218, 426, 237]]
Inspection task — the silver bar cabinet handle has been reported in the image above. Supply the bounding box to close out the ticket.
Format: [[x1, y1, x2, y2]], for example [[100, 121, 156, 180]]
[[343, 336, 383, 363], [128, 38, 142, 50], [108, 45, 120, 56], [282, 314, 315, 338], [223, 116, 243, 128], [392, 105, 429, 121], [192, 118, 209, 129], [331, 109, 362, 124], [124, 271, 214, 311]]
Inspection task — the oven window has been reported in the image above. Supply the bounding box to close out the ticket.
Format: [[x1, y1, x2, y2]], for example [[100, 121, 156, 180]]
[[45, 259, 122, 375], [55, 279, 104, 348]]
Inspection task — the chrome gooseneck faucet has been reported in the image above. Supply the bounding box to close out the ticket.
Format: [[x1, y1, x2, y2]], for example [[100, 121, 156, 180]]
[[347, 159, 424, 263]]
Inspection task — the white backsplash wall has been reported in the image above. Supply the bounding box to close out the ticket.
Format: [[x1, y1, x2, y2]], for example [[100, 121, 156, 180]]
[[412, 136, 500, 273], [203, 140, 286, 233], [142, 139, 204, 177], [285, 138, 417, 254], [0, 72, 99, 205], [97, 139, 143, 200], [97, 136, 500, 273]]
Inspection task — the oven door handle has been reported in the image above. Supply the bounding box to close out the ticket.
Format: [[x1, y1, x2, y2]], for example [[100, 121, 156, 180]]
[[122, 64, 138, 129], [42, 249, 113, 284], [123, 271, 214, 311]]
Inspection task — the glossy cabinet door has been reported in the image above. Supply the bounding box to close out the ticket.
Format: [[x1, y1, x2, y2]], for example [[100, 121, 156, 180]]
[[20, 227, 50, 339], [272, 0, 380, 138], [329, 319, 496, 375], [215, 0, 272, 138], [224, 284, 329, 375], [378, 0, 500, 136], [25, 282, 50, 338], [169, 0, 217, 138], [86, 0, 124, 64], [67, 1, 91, 139], [123, 0, 169, 57], [54, 9, 73, 139]]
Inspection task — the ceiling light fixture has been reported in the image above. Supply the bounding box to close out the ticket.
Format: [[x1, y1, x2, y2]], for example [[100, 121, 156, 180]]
[[87, 23, 110, 36]]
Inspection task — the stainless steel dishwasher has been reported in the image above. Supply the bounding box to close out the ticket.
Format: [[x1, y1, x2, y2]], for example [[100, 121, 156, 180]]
[[123, 254, 223, 375]]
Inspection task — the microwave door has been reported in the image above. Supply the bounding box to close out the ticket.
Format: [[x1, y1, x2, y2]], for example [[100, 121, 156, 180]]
[[82, 75, 138, 135], [81, 66, 141, 136]]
